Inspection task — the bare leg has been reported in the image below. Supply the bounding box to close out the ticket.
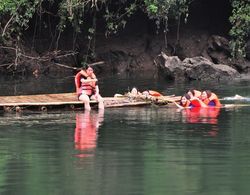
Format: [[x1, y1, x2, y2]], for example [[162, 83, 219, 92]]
[[96, 95, 104, 109], [92, 94, 104, 109], [97, 95, 104, 110], [79, 94, 91, 110]]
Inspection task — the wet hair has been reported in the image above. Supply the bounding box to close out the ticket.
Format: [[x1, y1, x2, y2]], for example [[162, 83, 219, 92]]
[[81, 65, 93, 70], [180, 93, 191, 106], [205, 90, 212, 98], [180, 96, 185, 106], [184, 93, 191, 100], [180, 93, 191, 105], [186, 88, 196, 96], [87, 66, 93, 71]]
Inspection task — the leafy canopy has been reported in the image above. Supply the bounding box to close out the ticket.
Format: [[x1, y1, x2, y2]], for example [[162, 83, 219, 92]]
[[0, 0, 249, 58], [229, 0, 250, 58]]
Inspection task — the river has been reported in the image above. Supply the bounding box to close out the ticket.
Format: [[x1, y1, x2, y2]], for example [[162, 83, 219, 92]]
[[0, 73, 250, 195]]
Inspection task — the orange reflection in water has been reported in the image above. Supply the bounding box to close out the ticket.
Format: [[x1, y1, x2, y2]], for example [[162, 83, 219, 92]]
[[74, 110, 104, 158], [181, 107, 221, 137], [182, 107, 220, 124]]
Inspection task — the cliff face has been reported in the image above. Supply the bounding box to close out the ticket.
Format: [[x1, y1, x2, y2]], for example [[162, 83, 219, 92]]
[[0, 0, 249, 77]]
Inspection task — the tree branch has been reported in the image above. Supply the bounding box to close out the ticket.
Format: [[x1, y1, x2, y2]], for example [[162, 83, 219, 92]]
[[2, 14, 15, 37]]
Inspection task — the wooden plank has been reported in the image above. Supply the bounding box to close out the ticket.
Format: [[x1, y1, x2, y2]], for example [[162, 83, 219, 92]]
[[0, 92, 181, 111], [105, 101, 151, 108]]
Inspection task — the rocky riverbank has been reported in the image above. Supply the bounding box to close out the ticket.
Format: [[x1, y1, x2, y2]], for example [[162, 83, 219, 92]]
[[1, 23, 249, 81]]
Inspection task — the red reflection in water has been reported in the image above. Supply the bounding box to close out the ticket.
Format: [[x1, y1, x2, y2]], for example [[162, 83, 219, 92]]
[[74, 110, 104, 158], [183, 107, 220, 124], [181, 107, 221, 137]]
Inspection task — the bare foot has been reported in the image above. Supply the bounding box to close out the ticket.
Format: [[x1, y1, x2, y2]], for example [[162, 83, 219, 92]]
[[98, 103, 104, 110], [84, 104, 91, 111]]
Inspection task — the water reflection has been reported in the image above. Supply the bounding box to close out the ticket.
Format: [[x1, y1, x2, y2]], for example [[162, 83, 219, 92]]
[[74, 110, 104, 158], [179, 107, 221, 136], [180, 107, 220, 124]]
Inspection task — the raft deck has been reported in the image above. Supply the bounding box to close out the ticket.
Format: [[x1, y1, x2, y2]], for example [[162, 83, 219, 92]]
[[0, 92, 181, 112]]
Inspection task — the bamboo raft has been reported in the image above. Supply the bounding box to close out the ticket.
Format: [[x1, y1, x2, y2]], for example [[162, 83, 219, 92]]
[[0, 92, 181, 112]]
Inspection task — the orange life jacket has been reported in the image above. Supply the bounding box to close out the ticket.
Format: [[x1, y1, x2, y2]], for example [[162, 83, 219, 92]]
[[81, 77, 96, 91], [148, 90, 163, 97], [75, 70, 96, 96], [142, 90, 163, 97], [190, 99, 201, 107], [203, 93, 221, 107]]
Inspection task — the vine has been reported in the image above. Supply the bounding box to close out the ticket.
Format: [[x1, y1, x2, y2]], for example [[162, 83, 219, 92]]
[[143, 0, 190, 49], [1, 0, 250, 70], [229, 0, 250, 58], [0, 0, 41, 42]]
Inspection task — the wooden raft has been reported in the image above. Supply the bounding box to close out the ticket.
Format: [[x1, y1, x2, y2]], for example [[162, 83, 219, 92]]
[[0, 92, 181, 112]]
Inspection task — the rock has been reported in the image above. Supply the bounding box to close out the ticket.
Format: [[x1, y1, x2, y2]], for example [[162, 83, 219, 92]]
[[98, 50, 138, 73], [183, 56, 212, 67], [156, 53, 241, 81], [161, 52, 182, 70], [183, 56, 240, 81], [206, 35, 231, 65], [232, 59, 250, 73], [208, 35, 230, 54], [186, 63, 240, 81], [156, 52, 186, 80], [98, 49, 155, 74]]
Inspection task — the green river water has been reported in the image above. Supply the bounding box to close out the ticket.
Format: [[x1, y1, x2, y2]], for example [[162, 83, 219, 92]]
[[0, 73, 250, 195]]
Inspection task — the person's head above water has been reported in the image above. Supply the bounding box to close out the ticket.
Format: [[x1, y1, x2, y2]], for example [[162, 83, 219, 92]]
[[201, 90, 212, 100], [180, 93, 191, 105]]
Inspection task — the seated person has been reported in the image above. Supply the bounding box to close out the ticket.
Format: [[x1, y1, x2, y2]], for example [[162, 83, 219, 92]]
[[75, 66, 104, 110]]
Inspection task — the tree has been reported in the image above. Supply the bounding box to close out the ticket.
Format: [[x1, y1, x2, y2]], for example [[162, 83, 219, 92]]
[[229, 0, 250, 58]]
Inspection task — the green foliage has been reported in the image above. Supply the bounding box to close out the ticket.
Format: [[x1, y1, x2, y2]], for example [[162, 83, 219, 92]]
[[57, 0, 86, 33], [0, 0, 249, 60], [1, 0, 190, 41], [0, 0, 40, 41], [104, 1, 137, 36], [143, 0, 189, 25], [229, 0, 250, 58]]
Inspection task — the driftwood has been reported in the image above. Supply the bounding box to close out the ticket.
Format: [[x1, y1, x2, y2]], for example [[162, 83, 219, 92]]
[[53, 61, 105, 70], [1, 44, 106, 74]]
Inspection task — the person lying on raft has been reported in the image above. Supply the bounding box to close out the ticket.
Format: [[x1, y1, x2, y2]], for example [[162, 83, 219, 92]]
[[200, 90, 222, 107], [126, 87, 163, 100], [75, 66, 104, 110], [173, 93, 207, 109]]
